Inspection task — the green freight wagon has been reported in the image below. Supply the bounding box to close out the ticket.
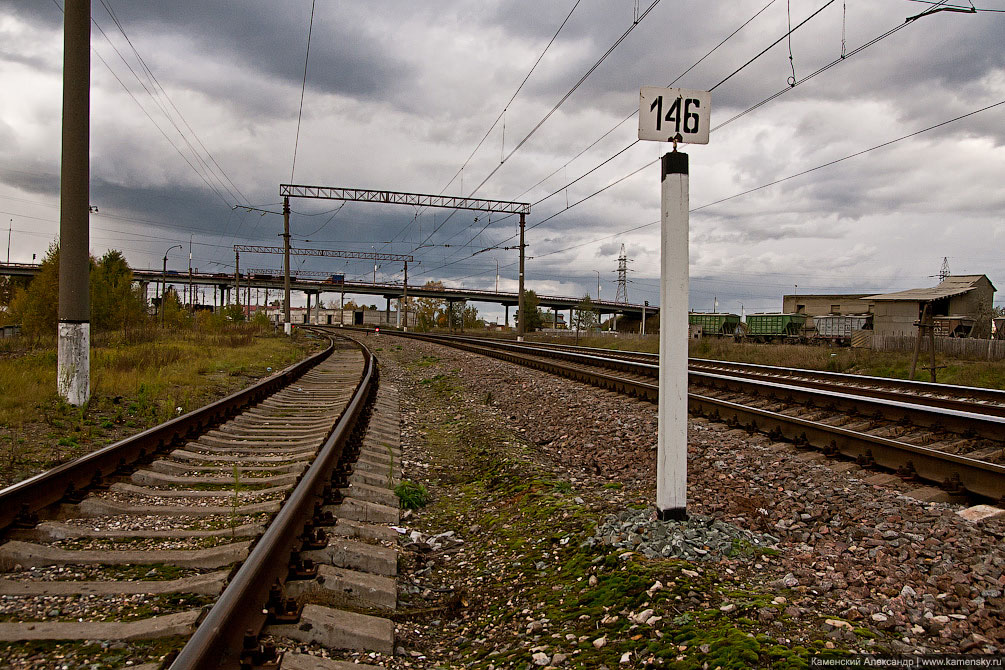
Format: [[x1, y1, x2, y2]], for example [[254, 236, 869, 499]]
[[688, 312, 741, 336], [744, 313, 808, 342]]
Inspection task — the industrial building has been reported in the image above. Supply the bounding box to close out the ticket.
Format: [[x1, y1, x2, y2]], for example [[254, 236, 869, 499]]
[[863, 275, 997, 339]]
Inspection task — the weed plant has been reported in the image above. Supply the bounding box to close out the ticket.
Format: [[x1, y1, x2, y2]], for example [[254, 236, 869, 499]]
[[395, 480, 429, 509]]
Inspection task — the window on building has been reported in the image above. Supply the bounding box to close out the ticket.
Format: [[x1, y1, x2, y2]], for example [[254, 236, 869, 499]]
[[831, 304, 841, 314], [796, 304, 805, 313]]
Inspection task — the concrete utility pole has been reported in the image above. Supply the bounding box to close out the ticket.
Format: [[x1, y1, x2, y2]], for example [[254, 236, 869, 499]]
[[657, 150, 689, 520], [234, 250, 240, 307], [57, 0, 90, 407], [402, 261, 409, 331], [517, 212, 526, 341], [282, 197, 291, 334], [187, 236, 193, 316]]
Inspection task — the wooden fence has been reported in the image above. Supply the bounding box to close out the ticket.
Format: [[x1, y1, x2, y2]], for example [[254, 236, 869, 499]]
[[874, 334, 1005, 361]]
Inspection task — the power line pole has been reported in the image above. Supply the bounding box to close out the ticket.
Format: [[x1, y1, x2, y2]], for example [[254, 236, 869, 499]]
[[402, 260, 409, 331], [616, 243, 629, 304], [57, 0, 90, 407], [939, 257, 951, 281], [187, 235, 193, 317], [517, 212, 526, 341], [282, 197, 291, 334], [615, 243, 631, 332], [234, 250, 240, 308]]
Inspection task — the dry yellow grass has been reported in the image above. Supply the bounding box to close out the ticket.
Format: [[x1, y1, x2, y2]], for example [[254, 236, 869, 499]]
[[0, 326, 322, 487]]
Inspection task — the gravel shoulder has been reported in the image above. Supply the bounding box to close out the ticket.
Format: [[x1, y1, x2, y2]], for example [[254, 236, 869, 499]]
[[330, 337, 1002, 668]]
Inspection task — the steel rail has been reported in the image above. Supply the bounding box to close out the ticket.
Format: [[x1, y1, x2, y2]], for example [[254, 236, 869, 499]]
[[169, 332, 377, 669], [435, 335, 1005, 408], [352, 329, 1005, 501], [392, 333, 1005, 433], [0, 338, 336, 535]]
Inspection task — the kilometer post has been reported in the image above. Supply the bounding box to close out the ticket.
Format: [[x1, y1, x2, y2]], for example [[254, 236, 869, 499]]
[[657, 150, 688, 519], [639, 86, 710, 520]]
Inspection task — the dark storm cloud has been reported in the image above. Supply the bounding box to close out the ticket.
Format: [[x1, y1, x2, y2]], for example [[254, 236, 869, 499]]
[[3, 0, 1003, 309], [9, 0, 413, 103]]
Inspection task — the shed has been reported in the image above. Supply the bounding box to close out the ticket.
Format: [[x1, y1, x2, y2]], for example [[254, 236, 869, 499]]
[[863, 275, 996, 339]]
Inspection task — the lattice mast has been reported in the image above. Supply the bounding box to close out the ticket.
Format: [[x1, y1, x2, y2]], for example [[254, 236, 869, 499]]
[[615, 243, 631, 304]]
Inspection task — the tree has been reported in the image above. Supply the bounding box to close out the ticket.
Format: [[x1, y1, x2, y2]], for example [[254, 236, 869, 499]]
[[0, 274, 30, 325], [8, 241, 60, 337], [516, 290, 543, 331], [90, 250, 147, 334], [160, 287, 189, 328], [461, 303, 483, 329], [573, 294, 599, 333], [414, 281, 446, 332]]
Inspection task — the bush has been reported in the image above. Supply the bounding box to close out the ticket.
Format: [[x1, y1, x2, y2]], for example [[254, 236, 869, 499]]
[[394, 480, 429, 509]]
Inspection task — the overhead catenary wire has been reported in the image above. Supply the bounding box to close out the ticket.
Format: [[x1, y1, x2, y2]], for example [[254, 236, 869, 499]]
[[97, 0, 249, 205], [419, 0, 833, 273], [428, 0, 779, 261], [49, 0, 238, 210], [410, 0, 664, 252], [533, 96, 1005, 261], [436, 0, 583, 199], [511, 7, 942, 239], [420, 84, 1003, 281], [290, 0, 317, 184], [381, 1, 583, 252]]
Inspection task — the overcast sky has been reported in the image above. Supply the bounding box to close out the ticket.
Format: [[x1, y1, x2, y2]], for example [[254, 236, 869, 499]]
[[2, 0, 1004, 321]]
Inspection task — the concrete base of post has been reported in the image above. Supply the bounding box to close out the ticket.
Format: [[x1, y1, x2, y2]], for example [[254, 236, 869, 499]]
[[656, 507, 687, 521], [57, 322, 90, 406], [284, 322, 292, 336]]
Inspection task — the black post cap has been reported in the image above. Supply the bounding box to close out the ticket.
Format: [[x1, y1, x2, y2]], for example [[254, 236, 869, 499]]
[[661, 151, 689, 179]]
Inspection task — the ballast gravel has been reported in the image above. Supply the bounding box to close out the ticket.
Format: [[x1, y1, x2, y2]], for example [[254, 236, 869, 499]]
[[393, 337, 1004, 655], [588, 509, 780, 562]]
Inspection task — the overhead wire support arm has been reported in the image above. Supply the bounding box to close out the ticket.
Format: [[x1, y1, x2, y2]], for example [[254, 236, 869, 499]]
[[279, 184, 530, 215], [233, 245, 413, 263]]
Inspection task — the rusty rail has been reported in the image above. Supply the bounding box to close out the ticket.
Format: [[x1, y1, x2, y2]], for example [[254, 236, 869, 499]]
[[168, 333, 377, 669], [351, 328, 1005, 502]]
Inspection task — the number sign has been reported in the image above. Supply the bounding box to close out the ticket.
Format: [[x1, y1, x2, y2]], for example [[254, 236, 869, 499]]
[[638, 87, 710, 144]]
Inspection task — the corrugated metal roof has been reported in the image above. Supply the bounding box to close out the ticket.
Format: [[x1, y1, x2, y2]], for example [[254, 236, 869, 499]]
[[862, 275, 988, 302]]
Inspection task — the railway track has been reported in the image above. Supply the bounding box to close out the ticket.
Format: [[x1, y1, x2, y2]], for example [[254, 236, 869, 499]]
[[347, 329, 1005, 504], [0, 332, 401, 669]]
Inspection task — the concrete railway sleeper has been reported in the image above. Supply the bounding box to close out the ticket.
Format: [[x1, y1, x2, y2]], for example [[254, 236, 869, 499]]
[[346, 328, 1005, 504], [0, 333, 403, 670]]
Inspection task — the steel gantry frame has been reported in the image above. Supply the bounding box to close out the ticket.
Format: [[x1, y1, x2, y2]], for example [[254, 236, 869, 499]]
[[235, 245, 412, 327], [278, 183, 531, 336], [234, 245, 412, 263]]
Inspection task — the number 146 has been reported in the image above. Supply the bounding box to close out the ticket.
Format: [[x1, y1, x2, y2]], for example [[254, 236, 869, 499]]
[[650, 96, 700, 135]]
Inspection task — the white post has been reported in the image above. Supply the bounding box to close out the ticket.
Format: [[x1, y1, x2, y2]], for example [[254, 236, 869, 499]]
[[657, 150, 688, 520]]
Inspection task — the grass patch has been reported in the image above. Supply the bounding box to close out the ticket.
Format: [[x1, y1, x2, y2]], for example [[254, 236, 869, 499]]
[[0, 638, 185, 669], [395, 480, 430, 509], [0, 326, 319, 488], [524, 332, 1005, 390]]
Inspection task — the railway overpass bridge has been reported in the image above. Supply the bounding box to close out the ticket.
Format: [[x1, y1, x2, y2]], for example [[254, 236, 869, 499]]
[[1, 262, 654, 323]]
